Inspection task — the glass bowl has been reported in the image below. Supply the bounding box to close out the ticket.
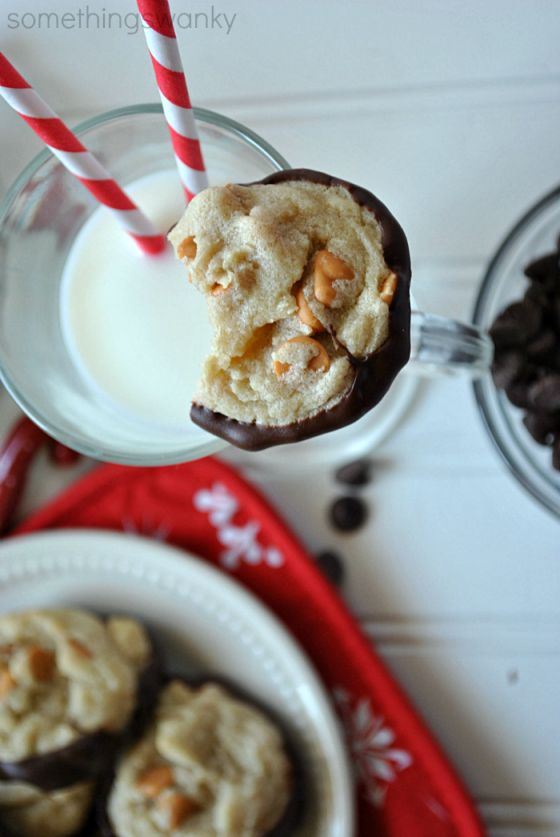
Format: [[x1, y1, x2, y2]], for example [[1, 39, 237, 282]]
[[472, 185, 560, 517]]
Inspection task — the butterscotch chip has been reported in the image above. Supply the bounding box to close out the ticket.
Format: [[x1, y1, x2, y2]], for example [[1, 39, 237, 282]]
[[28, 646, 56, 682], [273, 336, 331, 376], [272, 359, 290, 377], [157, 792, 198, 829], [177, 236, 197, 260], [210, 282, 229, 296], [295, 283, 323, 332], [68, 639, 92, 658], [380, 271, 398, 305], [313, 249, 354, 306], [0, 667, 16, 698], [136, 764, 174, 799]]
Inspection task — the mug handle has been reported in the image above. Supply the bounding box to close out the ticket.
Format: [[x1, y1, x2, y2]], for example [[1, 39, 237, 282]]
[[409, 310, 494, 378]]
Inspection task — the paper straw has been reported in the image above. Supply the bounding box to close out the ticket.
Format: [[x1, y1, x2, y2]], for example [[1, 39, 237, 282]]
[[137, 0, 208, 201], [0, 52, 166, 255]]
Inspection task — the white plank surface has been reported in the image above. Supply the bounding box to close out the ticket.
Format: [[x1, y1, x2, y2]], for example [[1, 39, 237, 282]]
[[1, 3, 560, 834]]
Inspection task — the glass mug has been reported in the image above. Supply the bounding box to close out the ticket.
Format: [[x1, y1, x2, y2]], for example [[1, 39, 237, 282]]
[[0, 105, 493, 466]]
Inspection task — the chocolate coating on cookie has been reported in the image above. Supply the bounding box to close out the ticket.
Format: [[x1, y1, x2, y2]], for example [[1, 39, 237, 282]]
[[96, 675, 302, 837], [0, 652, 162, 793], [190, 168, 411, 450]]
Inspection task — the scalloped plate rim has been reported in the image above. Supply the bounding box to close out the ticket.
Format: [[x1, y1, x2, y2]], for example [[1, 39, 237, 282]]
[[0, 528, 355, 836]]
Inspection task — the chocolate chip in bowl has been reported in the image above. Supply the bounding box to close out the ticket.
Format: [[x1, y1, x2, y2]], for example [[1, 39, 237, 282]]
[[473, 185, 560, 516], [488, 245, 560, 473]]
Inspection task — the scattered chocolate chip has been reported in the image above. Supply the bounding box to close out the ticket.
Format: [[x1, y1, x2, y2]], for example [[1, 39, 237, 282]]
[[522, 412, 560, 445], [528, 374, 560, 412], [315, 550, 345, 587], [334, 459, 372, 487], [329, 496, 368, 532], [491, 349, 526, 389]]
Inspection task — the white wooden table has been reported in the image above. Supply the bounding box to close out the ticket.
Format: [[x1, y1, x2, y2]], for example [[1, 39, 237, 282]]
[[1, 3, 560, 834]]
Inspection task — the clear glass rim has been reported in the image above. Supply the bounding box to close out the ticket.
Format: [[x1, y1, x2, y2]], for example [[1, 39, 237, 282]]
[[472, 183, 560, 518], [0, 104, 290, 466], [0, 103, 291, 222]]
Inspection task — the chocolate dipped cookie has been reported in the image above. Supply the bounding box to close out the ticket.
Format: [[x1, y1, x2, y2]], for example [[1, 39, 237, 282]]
[[98, 679, 298, 837], [170, 169, 411, 450], [0, 610, 161, 837]]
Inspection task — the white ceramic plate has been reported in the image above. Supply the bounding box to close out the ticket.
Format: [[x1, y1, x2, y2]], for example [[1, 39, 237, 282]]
[[0, 529, 355, 836]]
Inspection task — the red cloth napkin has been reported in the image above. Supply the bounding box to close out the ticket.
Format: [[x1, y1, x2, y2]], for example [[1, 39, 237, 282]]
[[13, 457, 484, 837]]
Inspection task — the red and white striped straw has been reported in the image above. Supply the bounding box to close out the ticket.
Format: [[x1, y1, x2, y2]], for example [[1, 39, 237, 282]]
[[0, 52, 165, 255], [137, 0, 208, 202]]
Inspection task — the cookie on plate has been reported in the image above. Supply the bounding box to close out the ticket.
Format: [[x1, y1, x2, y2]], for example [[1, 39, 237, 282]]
[[100, 680, 295, 836], [0, 781, 93, 837], [0, 609, 160, 836]]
